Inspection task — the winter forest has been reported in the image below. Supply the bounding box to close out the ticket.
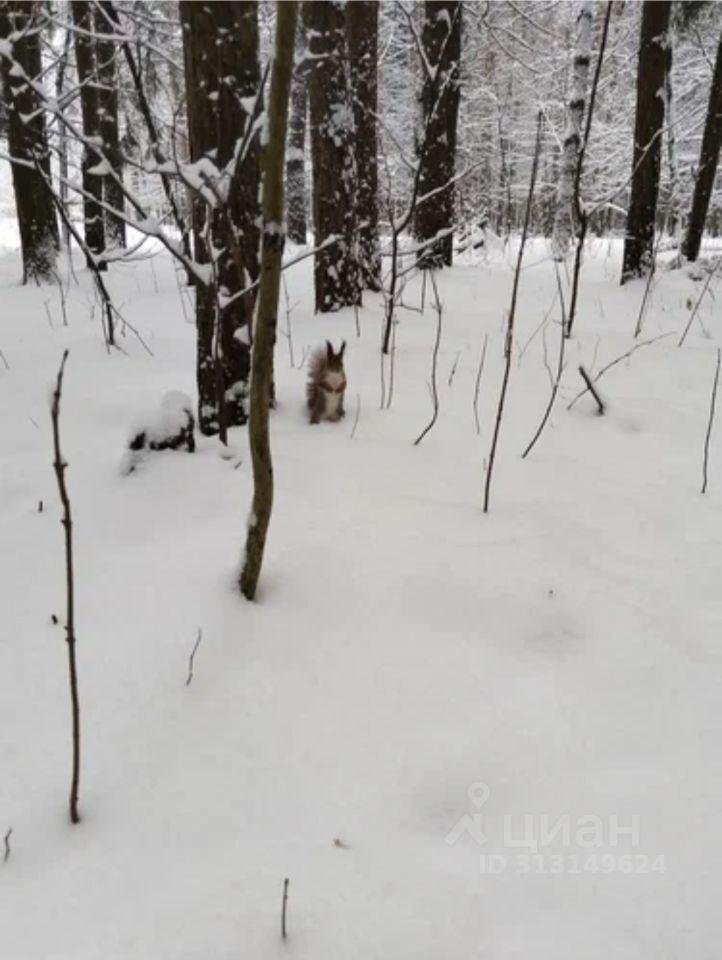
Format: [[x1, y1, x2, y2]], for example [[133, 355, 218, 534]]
[[1, 0, 722, 956]]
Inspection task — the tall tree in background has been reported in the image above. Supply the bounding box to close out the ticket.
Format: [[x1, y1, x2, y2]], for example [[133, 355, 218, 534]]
[[304, 0, 360, 312], [347, 0, 380, 290], [180, 1, 261, 437], [682, 30, 722, 263], [71, 1, 107, 269], [551, 1, 593, 260], [0, 0, 59, 283], [286, 18, 307, 245], [414, 0, 462, 269], [240, 1, 297, 601], [94, 1, 125, 248], [621, 0, 672, 283]]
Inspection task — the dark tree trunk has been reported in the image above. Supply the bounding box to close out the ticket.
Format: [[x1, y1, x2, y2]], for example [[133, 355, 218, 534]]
[[71, 1, 107, 270], [0, 1, 59, 283], [240, 1, 298, 601], [682, 30, 722, 263], [347, 0, 380, 290], [286, 20, 307, 245], [414, 0, 462, 269], [621, 1, 672, 283], [95, 1, 126, 248], [304, 0, 360, 313], [180, 1, 261, 437]]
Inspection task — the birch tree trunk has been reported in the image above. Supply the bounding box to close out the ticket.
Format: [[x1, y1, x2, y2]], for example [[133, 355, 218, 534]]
[[286, 20, 307, 245], [347, 0, 380, 290], [621, 1, 672, 283], [682, 30, 722, 263], [304, 0, 360, 312], [240, 1, 298, 601], [551, 1, 593, 260], [414, 0, 462, 269], [180, 1, 261, 436], [0, 0, 59, 283]]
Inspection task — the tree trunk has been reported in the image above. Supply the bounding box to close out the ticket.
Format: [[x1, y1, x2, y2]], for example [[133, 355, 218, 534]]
[[240, 1, 298, 601], [180, 1, 261, 437], [551, 1, 593, 260], [347, 0, 380, 290], [0, 0, 59, 283], [682, 30, 722, 263], [286, 20, 307, 245], [414, 0, 462, 269], [304, 0, 360, 312], [71, 0, 107, 270], [621, 0, 672, 283], [95, 1, 126, 248]]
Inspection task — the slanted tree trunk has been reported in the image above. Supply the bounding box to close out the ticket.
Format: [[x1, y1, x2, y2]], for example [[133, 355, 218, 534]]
[[682, 30, 722, 263], [414, 0, 462, 269], [347, 0, 380, 290], [304, 0, 360, 312], [551, 1, 593, 260], [286, 19, 307, 245], [240, 1, 298, 601], [0, 0, 59, 283], [180, 1, 261, 437], [621, 0, 672, 283], [95, 1, 125, 248], [71, 0, 107, 270]]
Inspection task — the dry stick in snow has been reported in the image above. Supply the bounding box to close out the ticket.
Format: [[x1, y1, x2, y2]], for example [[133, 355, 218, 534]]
[[567, 332, 673, 410], [483, 111, 543, 514], [678, 261, 720, 348], [185, 628, 202, 687], [350, 393, 361, 439], [521, 266, 568, 458], [281, 877, 290, 939], [3, 828, 11, 862], [578, 365, 605, 415], [50, 351, 81, 825], [0, 349, 9, 370], [701, 349, 721, 494], [413, 272, 443, 446], [473, 333, 489, 435], [447, 350, 461, 388]]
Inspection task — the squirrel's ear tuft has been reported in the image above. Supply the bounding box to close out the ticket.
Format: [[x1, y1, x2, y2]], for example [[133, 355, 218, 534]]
[[339, 340, 346, 358], [326, 340, 333, 359]]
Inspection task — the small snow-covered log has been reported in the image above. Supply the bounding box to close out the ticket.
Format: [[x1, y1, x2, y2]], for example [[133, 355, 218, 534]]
[[123, 392, 195, 474]]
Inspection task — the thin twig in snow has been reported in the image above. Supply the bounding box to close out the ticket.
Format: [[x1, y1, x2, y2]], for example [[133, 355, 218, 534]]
[[185, 628, 203, 687], [702, 349, 721, 494], [578, 365, 605, 415], [3, 828, 11, 863], [473, 333, 488, 436], [349, 393, 361, 439], [567, 332, 673, 410], [281, 878, 290, 939], [678, 261, 720, 348], [413, 272, 443, 446]]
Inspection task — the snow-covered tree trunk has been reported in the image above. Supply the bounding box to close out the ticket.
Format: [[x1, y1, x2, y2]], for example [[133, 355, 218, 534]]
[[95, 1, 125, 249], [179, 1, 261, 436], [414, 0, 462, 269], [286, 20, 307, 245], [71, 0, 107, 270], [304, 0, 360, 312], [0, 0, 58, 283], [682, 30, 722, 263], [240, 1, 297, 601], [347, 0, 380, 290], [621, 1, 672, 283], [551, 1, 593, 261]]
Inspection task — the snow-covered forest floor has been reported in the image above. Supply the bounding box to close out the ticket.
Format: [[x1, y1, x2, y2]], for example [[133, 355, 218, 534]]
[[2, 227, 722, 959]]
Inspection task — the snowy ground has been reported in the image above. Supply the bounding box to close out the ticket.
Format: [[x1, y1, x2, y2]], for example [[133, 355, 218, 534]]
[[1, 229, 721, 959]]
